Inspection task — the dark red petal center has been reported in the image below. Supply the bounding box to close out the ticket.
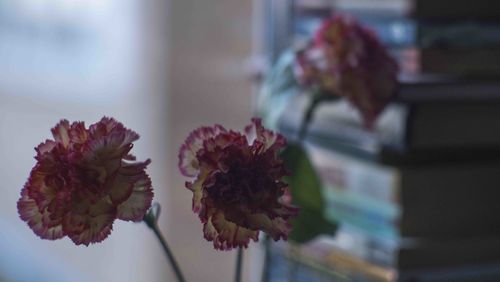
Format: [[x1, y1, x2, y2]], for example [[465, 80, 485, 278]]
[[204, 145, 286, 220]]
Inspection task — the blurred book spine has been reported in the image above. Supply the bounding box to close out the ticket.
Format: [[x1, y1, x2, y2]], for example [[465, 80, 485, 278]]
[[268, 238, 500, 281], [297, 0, 500, 20], [263, 0, 500, 280], [294, 0, 500, 76], [304, 141, 500, 238]]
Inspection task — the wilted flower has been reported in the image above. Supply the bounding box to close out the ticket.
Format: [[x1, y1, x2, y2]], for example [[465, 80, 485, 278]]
[[179, 118, 299, 251], [295, 15, 399, 127], [17, 117, 153, 246]]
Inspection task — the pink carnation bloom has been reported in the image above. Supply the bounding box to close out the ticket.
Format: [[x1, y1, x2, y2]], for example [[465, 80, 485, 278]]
[[17, 117, 153, 246], [179, 118, 299, 251], [295, 15, 399, 128]]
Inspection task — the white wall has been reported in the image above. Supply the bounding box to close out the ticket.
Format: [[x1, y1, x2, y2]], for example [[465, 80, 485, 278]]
[[0, 1, 169, 281]]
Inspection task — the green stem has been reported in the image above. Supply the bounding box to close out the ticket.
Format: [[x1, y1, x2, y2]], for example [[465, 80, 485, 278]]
[[234, 247, 243, 282], [297, 91, 340, 142], [144, 209, 186, 282], [297, 94, 322, 142]]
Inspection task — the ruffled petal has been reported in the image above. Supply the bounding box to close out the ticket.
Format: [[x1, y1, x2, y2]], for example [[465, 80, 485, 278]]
[[69, 121, 88, 145], [80, 131, 139, 178], [244, 118, 286, 151], [107, 160, 151, 205], [108, 173, 134, 205], [116, 162, 153, 221], [35, 140, 57, 157], [51, 120, 71, 148], [65, 215, 114, 246], [123, 154, 136, 161], [89, 117, 139, 144], [64, 198, 116, 246], [116, 184, 153, 222], [178, 125, 226, 177], [17, 188, 64, 240], [203, 218, 219, 245], [269, 204, 300, 220], [26, 167, 62, 212], [84, 133, 134, 162], [245, 213, 292, 241], [207, 212, 259, 251], [185, 168, 211, 214]]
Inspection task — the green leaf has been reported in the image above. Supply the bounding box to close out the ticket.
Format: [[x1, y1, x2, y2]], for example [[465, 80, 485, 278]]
[[282, 143, 324, 210], [288, 207, 338, 244], [282, 143, 338, 243]]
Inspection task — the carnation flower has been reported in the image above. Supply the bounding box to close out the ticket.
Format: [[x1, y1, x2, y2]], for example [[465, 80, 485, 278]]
[[17, 117, 153, 246], [179, 118, 299, 250], [295, 15, 399, 127]]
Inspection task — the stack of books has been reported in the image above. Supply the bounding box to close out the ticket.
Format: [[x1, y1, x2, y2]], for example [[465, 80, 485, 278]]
[[262, 1, 500, 280], [270, 74, 500, 280], [294, 0, 500, 77]]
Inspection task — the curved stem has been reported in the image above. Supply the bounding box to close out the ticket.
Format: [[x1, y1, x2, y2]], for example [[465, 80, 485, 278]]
[[297, 91, 340, 142], [144, 213, 186, 282], [297, 95, 322, 142], [234, 247, 243, 282]]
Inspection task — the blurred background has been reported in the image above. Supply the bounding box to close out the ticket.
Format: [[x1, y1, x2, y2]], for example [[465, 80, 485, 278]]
[[3, 0, 500, 281], [0, 0, 259, 281]]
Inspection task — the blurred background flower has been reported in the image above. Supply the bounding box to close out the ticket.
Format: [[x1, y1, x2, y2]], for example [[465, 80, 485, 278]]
[[295, 15, 399, 127]]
